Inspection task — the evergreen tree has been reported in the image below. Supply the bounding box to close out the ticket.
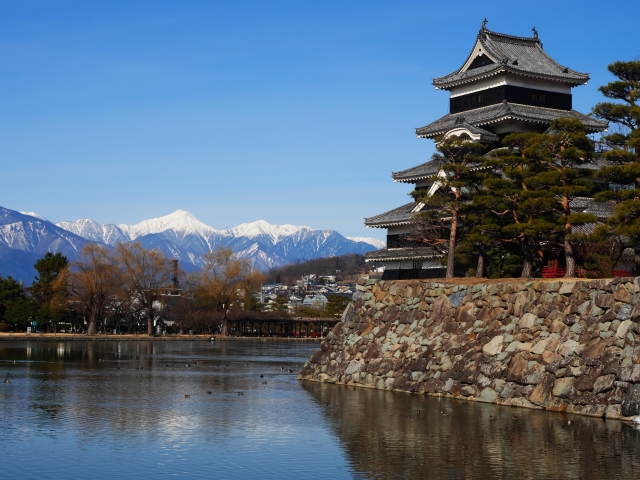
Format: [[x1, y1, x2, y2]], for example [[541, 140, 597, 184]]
[[411, 136, 486, 278], [31, 252, 70, 332], [519, 119, 597, 277], [592, 60, 640, 151], [479, 134, 564, 277], [592, 59, 640, 273], [0, 275, 36, 330], [325, 295, 350, 317]]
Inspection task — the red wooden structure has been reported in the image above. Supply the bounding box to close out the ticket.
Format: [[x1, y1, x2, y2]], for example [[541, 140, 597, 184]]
[[542, 266, 566, 278]]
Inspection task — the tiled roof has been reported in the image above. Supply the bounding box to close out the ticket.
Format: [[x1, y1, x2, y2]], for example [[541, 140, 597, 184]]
[[583, 202, 616, 219], [364, 202, 418, 228], [572, 222, 598, 235], [392, 158, 445, 183], [365, 247, 442, 262], [433, 28, 590, 89], [415, 101, 608, 138], [569, 197, 593, 210], [569, 197, 616, 220]]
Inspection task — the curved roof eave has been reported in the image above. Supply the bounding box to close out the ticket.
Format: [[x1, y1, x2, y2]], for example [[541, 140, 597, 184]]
[[433, 67, 589, 90]]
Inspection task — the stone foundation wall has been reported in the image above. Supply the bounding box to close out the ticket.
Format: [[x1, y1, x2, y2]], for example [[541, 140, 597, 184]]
[[298, 277, 640, 419]]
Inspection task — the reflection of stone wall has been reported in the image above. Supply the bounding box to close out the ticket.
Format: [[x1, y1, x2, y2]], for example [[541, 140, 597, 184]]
[[298, 277, 640, 419], [301, 382, 640, 479]]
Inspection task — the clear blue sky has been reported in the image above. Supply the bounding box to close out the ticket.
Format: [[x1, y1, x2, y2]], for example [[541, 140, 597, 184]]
[[1, 1, 637, 240]]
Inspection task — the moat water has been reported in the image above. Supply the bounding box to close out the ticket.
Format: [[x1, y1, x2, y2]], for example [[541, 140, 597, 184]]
[[1, 340, 639, 479]]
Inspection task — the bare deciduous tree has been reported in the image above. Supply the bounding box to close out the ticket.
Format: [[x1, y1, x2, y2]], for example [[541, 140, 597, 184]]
[[116, 242, 175, 337], [62, 244, 122, 335], [195, 247, 264, 336]]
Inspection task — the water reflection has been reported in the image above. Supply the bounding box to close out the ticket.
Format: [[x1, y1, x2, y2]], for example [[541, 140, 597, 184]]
[[0, 341, 353, 479], [301, 381, 640, 479], [2, 341, 640, 479]]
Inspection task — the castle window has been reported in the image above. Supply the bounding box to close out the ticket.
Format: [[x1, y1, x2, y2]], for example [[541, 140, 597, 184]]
[[539, 93, 546, 103], [413, 260, 422, 270], [477, 94, 483, 104], [531, 92, 538, 102]]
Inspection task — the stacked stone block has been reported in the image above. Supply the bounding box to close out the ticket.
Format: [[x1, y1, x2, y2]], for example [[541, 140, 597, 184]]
[[298, 277, 640, 419]]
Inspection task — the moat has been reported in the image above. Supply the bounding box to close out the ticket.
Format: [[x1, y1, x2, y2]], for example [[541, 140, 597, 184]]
[[1, 340, 639, 479]]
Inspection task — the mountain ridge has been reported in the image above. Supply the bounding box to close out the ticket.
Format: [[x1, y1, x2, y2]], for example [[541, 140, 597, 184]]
[[0, 207, 384, 280]]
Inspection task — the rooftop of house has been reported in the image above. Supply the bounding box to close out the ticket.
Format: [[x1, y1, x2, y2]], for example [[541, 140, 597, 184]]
[[433, 24, 590, 90]]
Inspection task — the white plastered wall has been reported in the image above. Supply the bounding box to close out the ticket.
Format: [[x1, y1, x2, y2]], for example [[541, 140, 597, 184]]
[[450, 74, 572, 97]]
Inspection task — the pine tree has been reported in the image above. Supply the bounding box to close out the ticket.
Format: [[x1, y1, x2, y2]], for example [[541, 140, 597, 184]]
[[31, 252, 70, 332], [411, 136, 486, 278], [479, 134, 564, 277], [592, 59, 640, 273], [592, 60, 640, 150], [519, 119, 597, 277]]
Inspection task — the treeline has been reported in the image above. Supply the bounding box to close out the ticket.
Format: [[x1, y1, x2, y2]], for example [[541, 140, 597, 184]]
[[412, 59, 640, 279], [0, 244, 264, 336], [265, 254, 371, 284]]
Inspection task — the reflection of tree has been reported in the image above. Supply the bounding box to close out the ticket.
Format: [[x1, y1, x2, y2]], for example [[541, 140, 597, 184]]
[[0, 341, 314, 446], [300, 382, 640, 479]]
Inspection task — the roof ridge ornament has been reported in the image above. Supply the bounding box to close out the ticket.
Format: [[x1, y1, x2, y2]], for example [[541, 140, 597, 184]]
[[455, 116, 466, 125], [482, 18, 488, 30], [532, 26, 538, 39]]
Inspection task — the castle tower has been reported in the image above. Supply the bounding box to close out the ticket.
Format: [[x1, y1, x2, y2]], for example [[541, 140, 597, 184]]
[[365, 22, 608, 280]]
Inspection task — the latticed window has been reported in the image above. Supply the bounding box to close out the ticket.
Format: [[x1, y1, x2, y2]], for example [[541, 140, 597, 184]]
[[413, 260, 422, 270]]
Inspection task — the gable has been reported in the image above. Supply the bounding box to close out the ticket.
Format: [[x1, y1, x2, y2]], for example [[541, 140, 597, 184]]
[[467, 54, 495, 70], [459, 39, 499, 73]]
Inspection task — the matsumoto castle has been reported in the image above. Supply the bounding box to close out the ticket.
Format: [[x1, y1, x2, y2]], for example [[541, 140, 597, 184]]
[[365, 21, 608, 280]]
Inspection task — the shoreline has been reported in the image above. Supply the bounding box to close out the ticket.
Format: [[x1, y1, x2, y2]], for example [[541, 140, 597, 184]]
[[0, 333, 322, 342]]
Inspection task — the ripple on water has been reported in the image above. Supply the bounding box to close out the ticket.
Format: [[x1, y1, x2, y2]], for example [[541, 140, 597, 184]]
[[1, 340, 640, 479]]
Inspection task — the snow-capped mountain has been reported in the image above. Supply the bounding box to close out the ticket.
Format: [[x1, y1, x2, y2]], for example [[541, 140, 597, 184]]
[[0, 206, 384, 280], [55, 210, 383, 271], [0, 207, 94, 282], [347, 237, 386, 249], [20, 211, 49, 222], [57, 218, 130, 245]]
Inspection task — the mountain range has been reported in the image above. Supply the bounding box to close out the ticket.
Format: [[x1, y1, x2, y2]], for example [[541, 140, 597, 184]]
[[0, 206, 384, 282]]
